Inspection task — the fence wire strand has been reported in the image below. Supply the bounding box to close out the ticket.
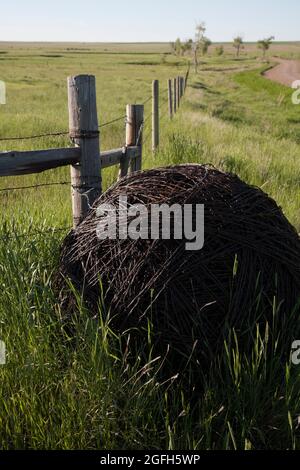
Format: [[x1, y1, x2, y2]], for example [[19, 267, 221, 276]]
[[0, 130, 69, 142], [0, 181, 71, 193], [0, 67, 189, 144], [99, 115, 126, 128], [0, 70, 190, 239], [0, 114, 127, 143]]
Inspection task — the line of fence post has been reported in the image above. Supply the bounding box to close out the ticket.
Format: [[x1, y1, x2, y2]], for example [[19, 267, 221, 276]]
[[150, 72, 188, 153], [0, 67, 190, 228]]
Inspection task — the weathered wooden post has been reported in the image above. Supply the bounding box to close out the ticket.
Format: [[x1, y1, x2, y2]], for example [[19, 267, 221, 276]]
[[152, 79, 159, 152], [118, 148, 130, 180], [177, 75, 180, 108], [185, 66, 190, 90], [127, 104, 144, 173], [68, 74, 101, 228], [119, 104, 144, 178], [173, 77, 177, 114], [180, 77, 184, 98], [119, 105, 131, 179], [168, 79, 173, 119]]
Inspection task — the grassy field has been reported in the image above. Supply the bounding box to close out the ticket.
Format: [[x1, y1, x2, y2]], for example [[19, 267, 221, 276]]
[[0, 42, 299, 450]]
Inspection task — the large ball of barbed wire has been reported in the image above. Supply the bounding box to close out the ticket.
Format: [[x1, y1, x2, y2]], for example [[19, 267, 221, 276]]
[[56, 164, 300, 374]]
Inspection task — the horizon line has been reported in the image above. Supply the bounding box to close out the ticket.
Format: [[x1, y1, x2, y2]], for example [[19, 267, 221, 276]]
[[0, 40, 300, 45]]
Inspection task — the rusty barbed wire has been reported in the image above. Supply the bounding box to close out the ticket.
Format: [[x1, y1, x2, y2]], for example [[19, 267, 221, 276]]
[[0, 181, 70, 193], [99, 115, 126, 128], [0, 130, 69, 142], [0, 114, 127, 142]]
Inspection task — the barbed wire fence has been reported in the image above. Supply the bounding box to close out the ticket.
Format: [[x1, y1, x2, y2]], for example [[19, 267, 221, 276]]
[[0, 66, 190, 243]]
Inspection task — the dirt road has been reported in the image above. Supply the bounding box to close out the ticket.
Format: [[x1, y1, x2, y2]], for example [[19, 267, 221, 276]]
[[264, 58, 300, 87]]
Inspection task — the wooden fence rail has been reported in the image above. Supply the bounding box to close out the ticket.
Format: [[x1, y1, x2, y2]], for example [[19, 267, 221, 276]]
[[0, 67, 189, 228]]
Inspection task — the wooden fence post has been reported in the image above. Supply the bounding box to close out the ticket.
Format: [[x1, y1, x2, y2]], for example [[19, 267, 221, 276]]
[[173, 77, 177, 114], [152, 79, 159, 152], [118, 105, 131, 179], [177, 75, 180, 108], [127, 104, 144, 173], [180, 77, 184, 98], [168, 79, 173, 119], [68, 74, 101, 228], [185, 66, 190, 90]]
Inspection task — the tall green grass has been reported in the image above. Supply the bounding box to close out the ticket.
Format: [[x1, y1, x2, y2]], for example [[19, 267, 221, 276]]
[[0, 229, 299, 449], [0, 44, 299, 449]]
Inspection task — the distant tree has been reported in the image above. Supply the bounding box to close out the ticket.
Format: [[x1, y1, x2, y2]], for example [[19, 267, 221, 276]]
[[215, 45, 224, 56], [194, 22, 211, 71], [257, 36, 275, 59], [171, 23, 211, 69], [187, 38, 193, 50], [233, 36, 244, 57], [193, 22, 206, 72], [195, 22, 206, 47]]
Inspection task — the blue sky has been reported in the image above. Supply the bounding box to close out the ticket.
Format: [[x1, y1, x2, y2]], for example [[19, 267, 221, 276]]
[[1, 0, 299, 42]]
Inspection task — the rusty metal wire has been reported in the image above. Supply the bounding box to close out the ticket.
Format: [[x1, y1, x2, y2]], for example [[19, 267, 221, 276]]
[[56, 164, 300, 375], [0, 130, 69, 142], [0, 181, 70, 192], [0, 114, 127, 142], [99, 115, 126, 128]]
